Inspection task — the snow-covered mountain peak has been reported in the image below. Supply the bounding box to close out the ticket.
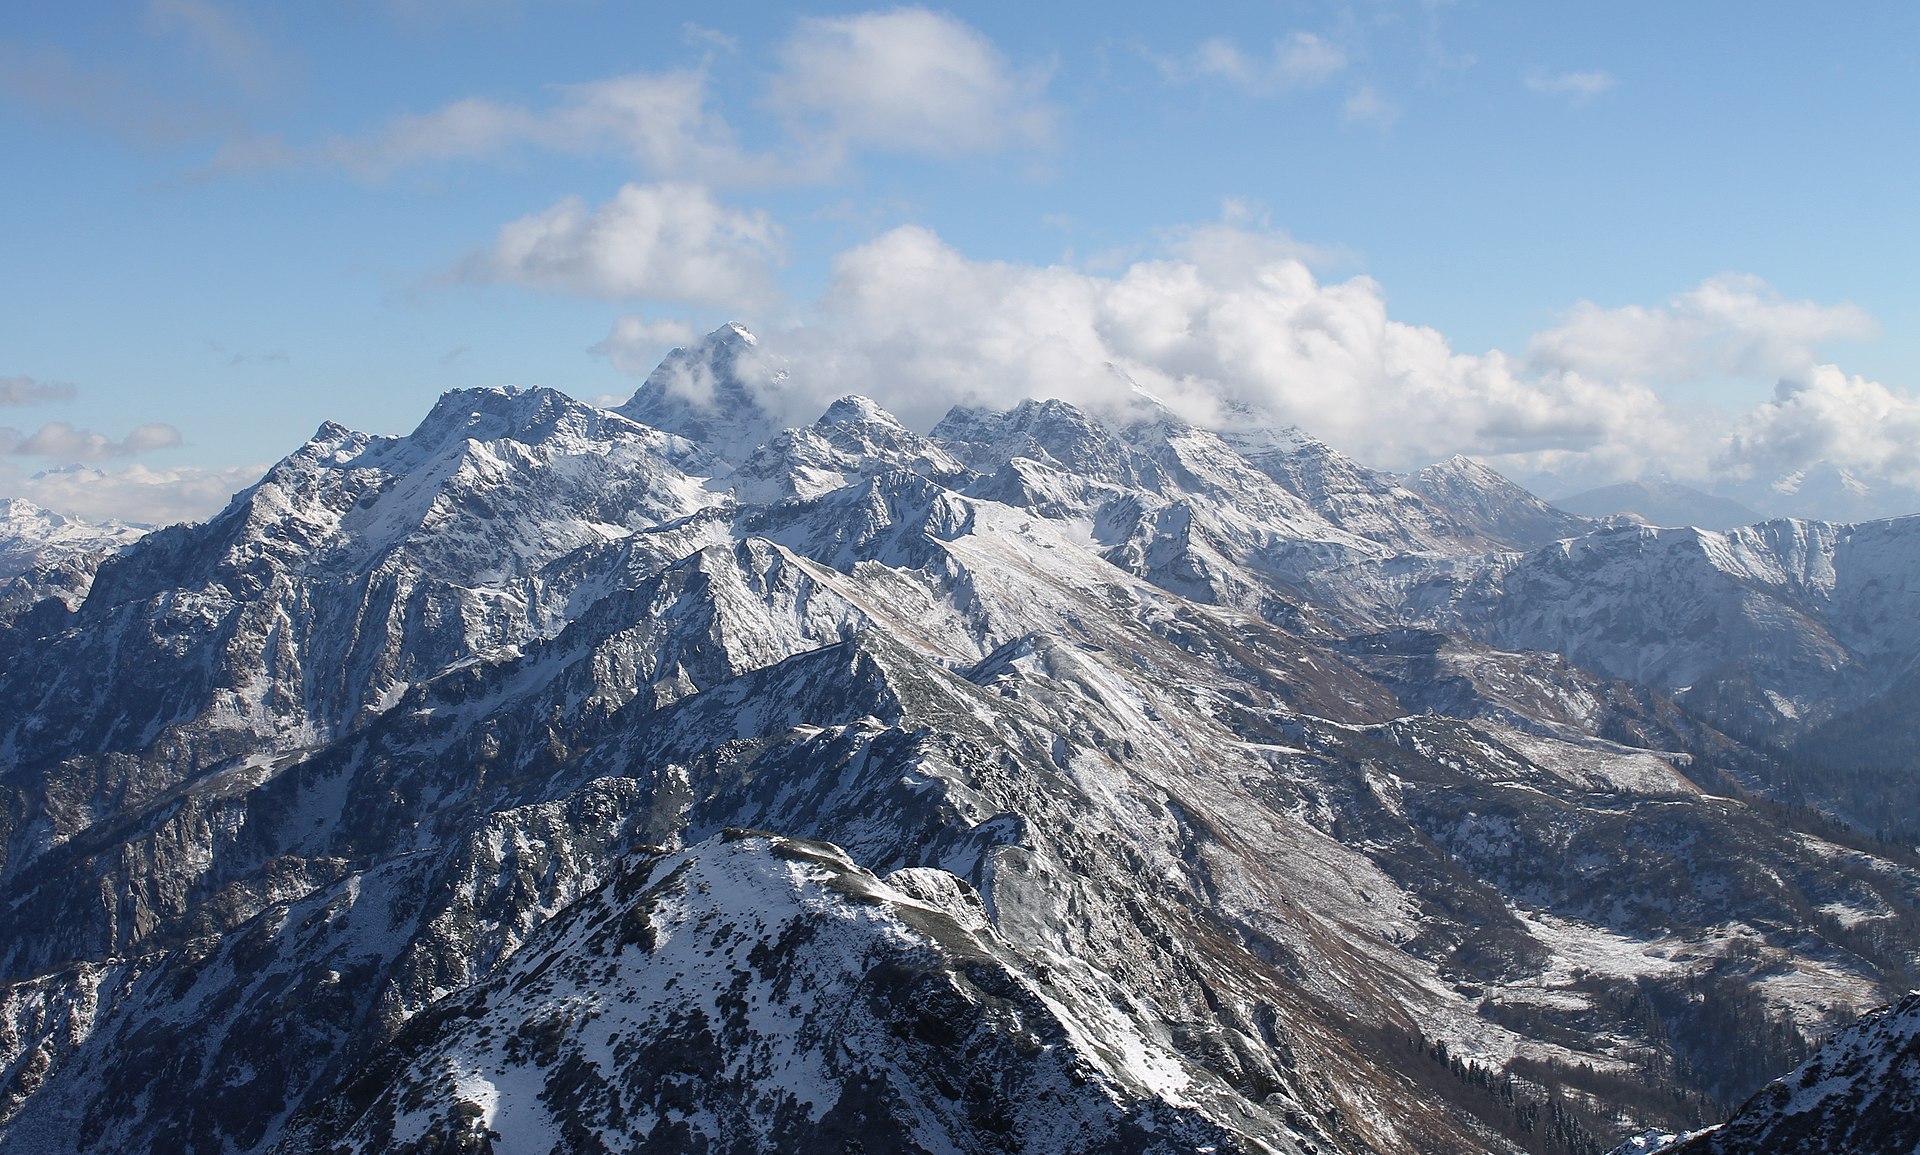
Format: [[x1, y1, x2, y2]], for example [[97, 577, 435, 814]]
[[729, 396, 969, 505], [0, 498, 146, 584], [18, 334, 1920, 1153], [933, 398, 1154, 491], [818, 393, 899, 428], [1406, 453, 1593, 550], [1218, 422, 1322, 456], [616, 322, 781, 464]]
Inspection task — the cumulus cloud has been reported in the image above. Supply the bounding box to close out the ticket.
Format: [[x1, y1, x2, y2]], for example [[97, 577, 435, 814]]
[[10, 462, 262, 527], [1184, 33, 1347, 94], [563, 212, 1917, 513], [1525, 68, 1615, 105], [213, 69, 775, 183], [700, 221, 1674, 476], [1527, 274, 1876, 384], [0, 376, 77, 406], [767, 8, 1052, 160], [465, 182, 782, 305], [0, 421, 183, 461], [1719, 367, 1920, 490]]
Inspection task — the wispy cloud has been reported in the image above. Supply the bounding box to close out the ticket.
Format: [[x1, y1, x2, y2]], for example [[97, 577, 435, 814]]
[[592, 315, 701, 374], [211, 68, 777, 184], [213, 8, 1051, 184], [0, 376, 78, 406], [1179, 32, 1348, 94], [1525, 68, 1615, 105], [0, 421, 182, 461], [1343, 85, 1399, 128]]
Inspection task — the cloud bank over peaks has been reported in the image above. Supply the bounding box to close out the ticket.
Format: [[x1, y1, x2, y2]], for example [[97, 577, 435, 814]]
[[1719, 366, 1920, 492], [594, 222, 1913, 518], [11, 462, 264, 528], [606, 221, 1675, 478]]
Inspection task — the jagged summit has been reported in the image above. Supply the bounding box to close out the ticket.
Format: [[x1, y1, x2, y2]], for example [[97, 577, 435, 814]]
[[616, 321, 781, 464], [932, 397, 1145, 486], [816, 393, 897, 428], [730, 395, 970, 505], [10, 334, 1920, 1153], [1407, 453, 1594, 549]]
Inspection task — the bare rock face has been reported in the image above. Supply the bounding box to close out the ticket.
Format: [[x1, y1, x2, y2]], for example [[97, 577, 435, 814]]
[[6, 353, 1920, 1154]]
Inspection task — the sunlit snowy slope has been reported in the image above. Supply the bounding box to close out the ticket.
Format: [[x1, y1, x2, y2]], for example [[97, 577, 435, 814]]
[[5, 325, 1920, 1153]]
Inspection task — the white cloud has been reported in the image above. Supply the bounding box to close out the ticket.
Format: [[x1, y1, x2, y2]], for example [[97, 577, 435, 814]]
[[466, 182, 782, 305], [1527, 274, 1876, 384], [724, 221, 1672, 475], [1525, 68, 1615, 105], [213, 69, 774, 184], [1342, 85, 1399, 128], [566, 216, 1911, 511], [10, 462, 262, 527], [1718, 366, 1920, 490], [0, 421, 182, 461], [1187, 33, 1347, 94], [767, 8, 1052, 160], [591, 315, 700, 374], [0, 376, 77, 406]]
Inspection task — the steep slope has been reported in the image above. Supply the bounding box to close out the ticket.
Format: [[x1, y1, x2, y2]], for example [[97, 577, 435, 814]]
[[280, 832, 1270, 1155], [1662, 992, 1920, 1154], [615, 322, 782, 465], [0, 385, 723, 890], [1416, 518, 1920, 741], [1223, 428, 1513, 555], [1406, 456, 1594, 551], [5, 379, 1920, 1155]]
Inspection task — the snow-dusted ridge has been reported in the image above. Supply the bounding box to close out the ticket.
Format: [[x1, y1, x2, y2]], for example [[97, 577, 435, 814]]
[[4, 323, 1920, 1152]]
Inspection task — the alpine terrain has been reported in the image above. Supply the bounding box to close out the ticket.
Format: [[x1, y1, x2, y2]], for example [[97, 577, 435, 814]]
[[4, 323, 1920, 1154]]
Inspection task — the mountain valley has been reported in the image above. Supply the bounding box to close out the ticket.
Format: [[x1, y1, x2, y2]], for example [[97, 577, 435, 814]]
[[3, 325, 1919, 1153]]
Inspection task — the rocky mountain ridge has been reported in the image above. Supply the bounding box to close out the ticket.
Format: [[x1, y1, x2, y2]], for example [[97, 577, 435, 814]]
[[4, 324, 1920, 1152]]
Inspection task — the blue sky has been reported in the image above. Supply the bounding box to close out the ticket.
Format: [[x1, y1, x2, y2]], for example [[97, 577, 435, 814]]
[[3, 1, 1917, 524]]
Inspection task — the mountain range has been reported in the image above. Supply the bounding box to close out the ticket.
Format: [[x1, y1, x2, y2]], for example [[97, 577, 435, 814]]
[[2, 323, 1918, 1154]]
